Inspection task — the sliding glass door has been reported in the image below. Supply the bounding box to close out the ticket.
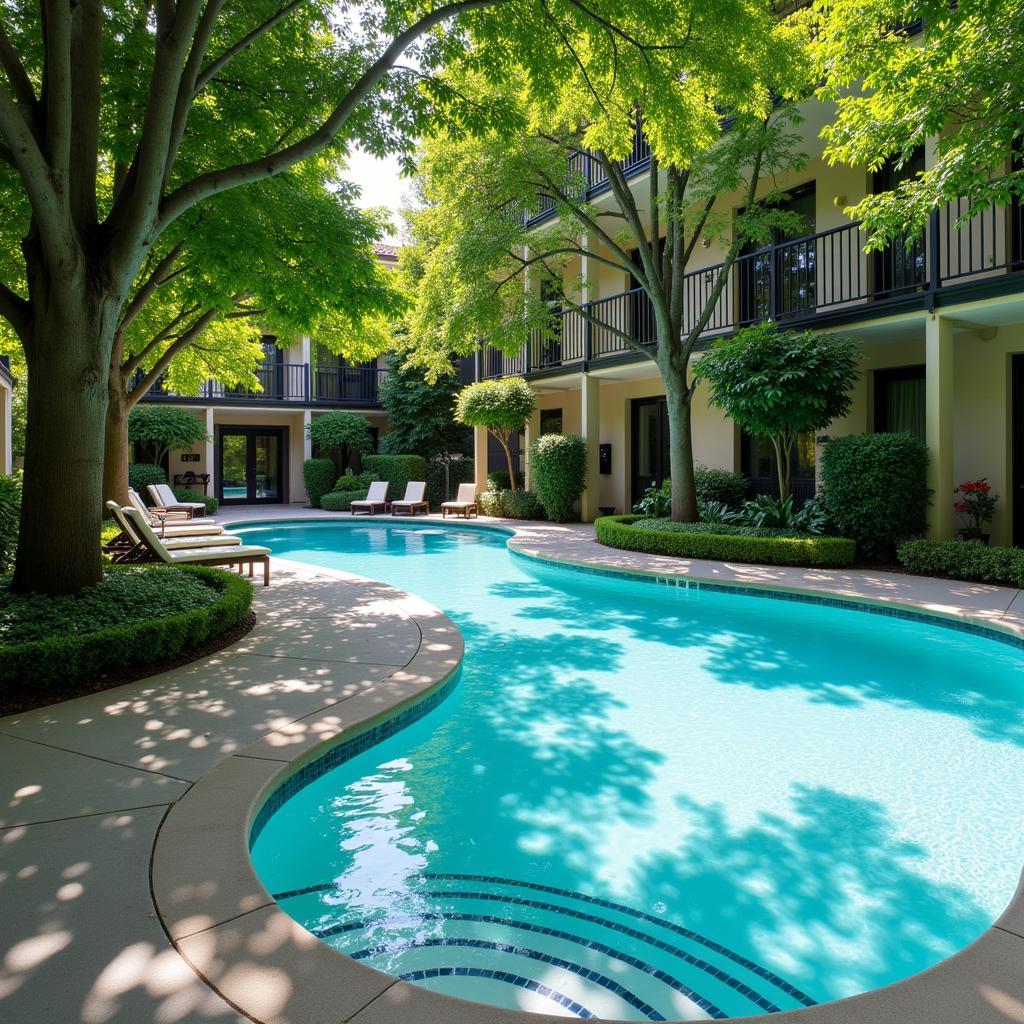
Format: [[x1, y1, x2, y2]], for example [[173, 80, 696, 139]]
[[218, 427, 286, 504]]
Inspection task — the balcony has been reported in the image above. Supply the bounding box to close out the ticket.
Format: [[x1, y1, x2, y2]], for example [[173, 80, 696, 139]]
[[482, 195, 1024, 379], [138, 363, 387, 408]]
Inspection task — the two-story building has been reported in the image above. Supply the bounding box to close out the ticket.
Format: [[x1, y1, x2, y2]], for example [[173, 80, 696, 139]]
[[136, 243, 399, 506], [468, 99, 1024, 544]]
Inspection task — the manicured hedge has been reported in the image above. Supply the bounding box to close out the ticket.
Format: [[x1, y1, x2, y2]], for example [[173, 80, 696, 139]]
[[694, 467, 750, 507], [595, 515, 856, 568], [820, 433, 929, 561], [479, 488, 544, 519], [172, 487, 218, 515], [897, 539, 1024, 588], [0, 565, 253, 692], [320, 489, 370, 512], [128, 462, 167, 492], [303, 458, 336, 508], [362, 454, 427, 501], [530, 433, 587, 522]]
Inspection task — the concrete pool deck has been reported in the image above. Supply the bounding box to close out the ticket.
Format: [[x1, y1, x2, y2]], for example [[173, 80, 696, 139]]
[[3, 506, 1024, 1024]]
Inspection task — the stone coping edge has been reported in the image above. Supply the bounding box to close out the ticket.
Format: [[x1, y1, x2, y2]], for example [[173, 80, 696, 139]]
[[150, 516, 1024, 1024]]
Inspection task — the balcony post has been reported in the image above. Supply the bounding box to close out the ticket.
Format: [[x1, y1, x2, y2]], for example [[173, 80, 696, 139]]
[[304, 362, 310, 404], [925, 313, 955, 539], [474, 347, 482, 383], [204, 408, 215, 497], [302, 409, 313, 463], [927, 206, 942, 309]]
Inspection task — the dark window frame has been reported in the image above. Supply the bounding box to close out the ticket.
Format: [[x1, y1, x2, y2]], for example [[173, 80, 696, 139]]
[[873, 364, 926, 435]]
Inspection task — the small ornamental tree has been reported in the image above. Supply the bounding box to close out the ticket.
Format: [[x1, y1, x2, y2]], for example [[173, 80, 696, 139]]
[[694, 324, 860, 500], [455, 378, 536, 491], [127, 407, 209, 467], [307, 412, 375, 466]]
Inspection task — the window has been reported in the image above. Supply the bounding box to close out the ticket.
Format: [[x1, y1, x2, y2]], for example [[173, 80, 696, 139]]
[[874, 365, 926, 441], [540, 408, 563, 435]]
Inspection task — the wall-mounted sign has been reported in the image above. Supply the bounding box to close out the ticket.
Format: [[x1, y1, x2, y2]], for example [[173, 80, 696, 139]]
[[181, 453, 201, 462]]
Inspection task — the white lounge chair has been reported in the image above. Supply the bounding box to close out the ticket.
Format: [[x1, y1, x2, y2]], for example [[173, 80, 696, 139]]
[[122, 506, 271, 585], [148, 482, 208, 519], [441, 483, 478, 519], [106, 503, 243, 562], [350, 480, 389, 516], [390, 481, 429, 517], [128, 489, 220, 534]]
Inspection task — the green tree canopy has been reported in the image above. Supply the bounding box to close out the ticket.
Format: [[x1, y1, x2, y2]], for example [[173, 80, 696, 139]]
[[693, 323, 860, 499], [307, 412, 375, 457], [379, 351, 471, 460], [455, 378, 535, 490], [127, 406, 210, 466], [815, 0, 1024, 245]]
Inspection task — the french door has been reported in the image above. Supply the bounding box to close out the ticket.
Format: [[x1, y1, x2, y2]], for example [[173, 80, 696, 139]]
[[630, 396, 669, 508], [218, 427, 286, 504]]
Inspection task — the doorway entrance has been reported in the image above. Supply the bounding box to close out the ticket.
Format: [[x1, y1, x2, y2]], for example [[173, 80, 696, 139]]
[[630, 396, 669, 508], [218, 427, 287, 504]]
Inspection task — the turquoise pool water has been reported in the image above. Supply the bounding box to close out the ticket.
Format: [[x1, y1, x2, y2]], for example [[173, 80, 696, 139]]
[[242, 521, 1024, 1021]]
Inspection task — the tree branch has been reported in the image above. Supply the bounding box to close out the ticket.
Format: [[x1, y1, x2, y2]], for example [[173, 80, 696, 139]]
[[42, 0, 74, 193], [128, 306, 225, 401], [157, 0, 509, 232], [69, 0, 103, 225], [0, 23, 38, 114], [0, 278, 30, 339], [118, 241, 186, 334]]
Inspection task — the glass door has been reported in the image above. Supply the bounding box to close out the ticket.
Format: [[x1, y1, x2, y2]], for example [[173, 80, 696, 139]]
[[630, 396, 669, 508], [218, 427, 286, 504]]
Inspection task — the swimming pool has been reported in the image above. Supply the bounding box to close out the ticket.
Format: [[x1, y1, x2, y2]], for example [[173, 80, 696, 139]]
[[240, 520, 1024, 1021]]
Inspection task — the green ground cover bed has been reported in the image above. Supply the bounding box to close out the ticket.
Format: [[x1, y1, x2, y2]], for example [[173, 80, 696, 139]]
[[1, 565, 253, 692], [596, 515, 856, 568]]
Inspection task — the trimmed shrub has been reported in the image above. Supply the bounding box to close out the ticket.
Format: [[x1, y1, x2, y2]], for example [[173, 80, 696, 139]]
[[486, 469, 525, 491], [820, 433, 929, 561], [897, 539, 1024, 587], [0, 565, 252, 691], [0, 473, 21, 572], [172, 488, 218, 515], [320, 489, 370, 512], [694, 467, 750, 507], [596, 515, 855, 568], [362, 454, 428, 499], [478, 488, 543, 519], [501, 489, 544, 520], [128, 462, 167, 492], [530, 433, 587, 522], [303, 458, 336, 508], [333, 473, 369, 492]]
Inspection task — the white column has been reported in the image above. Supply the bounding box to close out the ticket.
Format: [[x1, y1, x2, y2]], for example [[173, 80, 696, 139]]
[[300, 334, 312, 366], [302, 409, 313, 462], [580, 371, 601, 521], [0, 380, 11, 475], [473, 425, 489, 496], [204, 407, 215, 498], [926, 314, 954, 539]]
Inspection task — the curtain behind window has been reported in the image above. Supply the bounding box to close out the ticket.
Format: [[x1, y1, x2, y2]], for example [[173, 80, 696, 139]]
[[886, 378, 926, 440]]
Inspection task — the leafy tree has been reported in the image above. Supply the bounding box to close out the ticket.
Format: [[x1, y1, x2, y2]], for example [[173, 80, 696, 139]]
[[455, 378, 535, 491], [127, 406, 210, 467], [407, 36, 813, 522], [379, 350, 471, 460], [307, 412, 374, 466], [0, 0, 709, 595], [693, 323, 860, 500], [816, 0, 1024, 245], [103, 162, 398, 507]]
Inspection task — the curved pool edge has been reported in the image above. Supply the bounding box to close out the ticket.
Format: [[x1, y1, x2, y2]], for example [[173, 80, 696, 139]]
[[152, 513, 1024, 1024]]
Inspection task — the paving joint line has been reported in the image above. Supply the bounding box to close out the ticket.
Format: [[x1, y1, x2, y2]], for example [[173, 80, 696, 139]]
[[0, 801, 177, 831]]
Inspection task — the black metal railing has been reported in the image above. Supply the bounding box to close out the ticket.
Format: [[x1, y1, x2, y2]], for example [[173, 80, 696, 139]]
[[482, 196, 1024, 380], [137, 362, 387, 407]]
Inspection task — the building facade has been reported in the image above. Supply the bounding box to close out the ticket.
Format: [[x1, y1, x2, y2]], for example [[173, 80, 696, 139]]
[[136, 244, 399, 506], [469, 98, 1024, 544]]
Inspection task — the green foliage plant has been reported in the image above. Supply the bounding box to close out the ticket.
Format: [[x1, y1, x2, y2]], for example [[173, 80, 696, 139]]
[[0, 566, 252, 691], [897, 539, 1024, 588], [171, 488, 218, 515], [320, 489, 371, 512], [333, 473, 370, 493], [128, 406, 209, 465], [529, 433, 587, 522], [303, 458, 336, 508], [596, 515, 855, 567], [820, 432, 930, 561], [694, 324, 860, 499], [694, 467, 750, 507], [307, 412, 374, 459], [455, 379, 535, 491], [361, 455, 428, 499], [379, 353, 470, 459], [127, 463, 168, 493], [0, 474, 21, 572]]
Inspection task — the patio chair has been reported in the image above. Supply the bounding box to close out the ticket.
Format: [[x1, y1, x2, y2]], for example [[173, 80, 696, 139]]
[[147, 482, 208, 519], [350, 480, 389, 516], [441, 482, 478, 519], [105, 502, 243, 561], [390, 481, 429, 517], [121, 506, 271, 585], [128, 489, 220, 533]]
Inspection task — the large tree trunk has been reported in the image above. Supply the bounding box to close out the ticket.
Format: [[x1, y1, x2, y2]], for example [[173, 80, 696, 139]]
[[662, 365, 699, 524], [12, 301, 115, 595], [103, 385, 131, 509]]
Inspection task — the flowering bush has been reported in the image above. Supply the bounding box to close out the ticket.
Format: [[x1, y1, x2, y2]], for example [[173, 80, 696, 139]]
[[954, 479, 998, 534]]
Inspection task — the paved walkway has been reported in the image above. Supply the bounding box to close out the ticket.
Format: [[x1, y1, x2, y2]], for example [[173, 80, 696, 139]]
[[4, 506, 1024, 1024]]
